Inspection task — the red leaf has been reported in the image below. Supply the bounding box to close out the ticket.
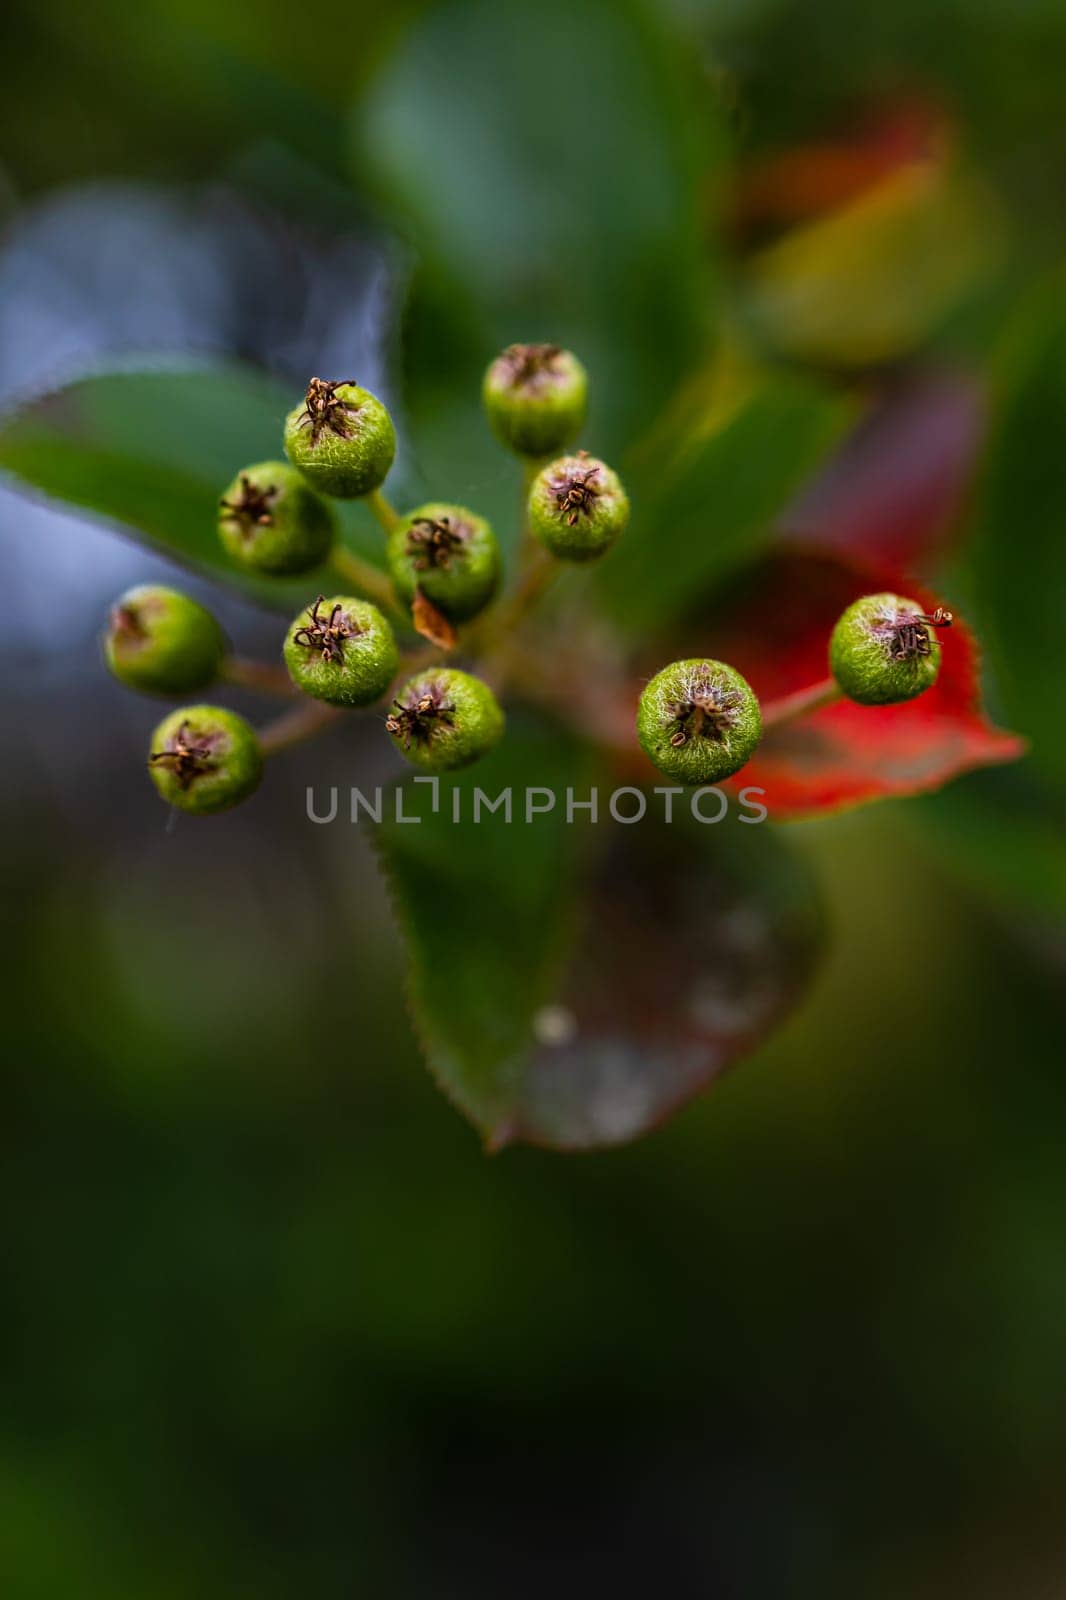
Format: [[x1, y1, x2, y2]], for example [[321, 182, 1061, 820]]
[[729, 97, 948, 239], [779, 371, 985, 571], [690, 554, 1024, 820]]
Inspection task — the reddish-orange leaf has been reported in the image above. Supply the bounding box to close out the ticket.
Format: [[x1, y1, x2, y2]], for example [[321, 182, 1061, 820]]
[[688, 554, 1024, 820]]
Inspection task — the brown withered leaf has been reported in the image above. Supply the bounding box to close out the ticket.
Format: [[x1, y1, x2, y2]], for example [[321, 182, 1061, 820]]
[[411, 587, 457, 650]]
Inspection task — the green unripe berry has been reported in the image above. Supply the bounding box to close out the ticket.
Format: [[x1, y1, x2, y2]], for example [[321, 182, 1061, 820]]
[[283, 595, 398, 707], [528, 451, 629, 561], [148, 705, 263, 815], [283, 377, 396, 498], [104, 585, 225, 695], [637, 659, 762, 784], [218, 460, 334, 575], [386, 669, 504, 771], [387, 503, 500, 621], [482, 343, 587, 457], [829, 593, 950, 706]]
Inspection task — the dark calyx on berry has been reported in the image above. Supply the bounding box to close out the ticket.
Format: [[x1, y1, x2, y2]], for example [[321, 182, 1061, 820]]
[[291, 596, 365, 664], [876, 605, 953, 661], [218, 473, 278, 538], [149, 720, 220, 790], [384, 681, 454, 749], [499, 343, 565, 391], [110, 601, 147, 640], [665, 673, 743, 749], [548, 451, 601, 525], [406, 514, 467, 572], [294, 378, 362, 446]]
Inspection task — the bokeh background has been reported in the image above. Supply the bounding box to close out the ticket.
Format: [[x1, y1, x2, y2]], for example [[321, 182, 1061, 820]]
[[2, 1, 1065, 1594]]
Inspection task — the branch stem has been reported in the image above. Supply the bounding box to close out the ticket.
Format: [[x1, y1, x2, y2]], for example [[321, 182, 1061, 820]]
[[219, 655, 298, 698], [465, 545, 560, 669], [499, 545, 560, 632], [259, 646, 438, 759], [760, 677, 842, 730], [259, 700, 343, 758], [327, 546, 401, 616], [365, 487, 402, 535], [515, 455, 543, 569]]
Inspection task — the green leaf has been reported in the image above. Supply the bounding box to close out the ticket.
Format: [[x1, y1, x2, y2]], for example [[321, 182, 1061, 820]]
[[377, 718, 822, 1150], [596, 353, 851, 633], [0, 365, 389, 612], [358, 0, 721, 467], [376, 720, 591, 1144]]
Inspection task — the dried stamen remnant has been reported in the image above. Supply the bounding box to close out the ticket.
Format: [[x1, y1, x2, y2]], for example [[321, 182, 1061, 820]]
[[665, 673, 743, 749], [219, 474, 278, 538], [638, 659, 760, 784], [498, 343, 565, 391], [149, 720, 219, 790], [879, 605, 954, 661], [406, 515, 466, 572], [294, 378, 362, 446], [291, 596, 363, 665], [110, 601, 147, 641], [548, 451, 601, 525], [385, 683, 454, 749]]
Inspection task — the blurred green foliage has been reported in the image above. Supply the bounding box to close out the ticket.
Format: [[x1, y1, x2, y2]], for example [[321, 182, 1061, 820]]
[[971, 275, 1066, 784]]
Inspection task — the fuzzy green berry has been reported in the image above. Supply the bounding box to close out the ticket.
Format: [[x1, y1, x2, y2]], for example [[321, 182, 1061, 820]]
[[482, 343, 587, 457], [218, 460, 334, 575], [283, 595, 398, 707], [104, 585, 225, 695], [148, 706, 263, 815], [283, 377, 396, 499], [387, 503, 500, 622], [829, 593, 952, 706], [386, 669, 504, 771], [637, 659, 762, 784], [528, 451, 629, 561]]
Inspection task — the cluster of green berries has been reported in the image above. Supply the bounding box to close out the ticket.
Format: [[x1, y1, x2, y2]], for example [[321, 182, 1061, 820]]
[[102, 346, 953, 815]]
